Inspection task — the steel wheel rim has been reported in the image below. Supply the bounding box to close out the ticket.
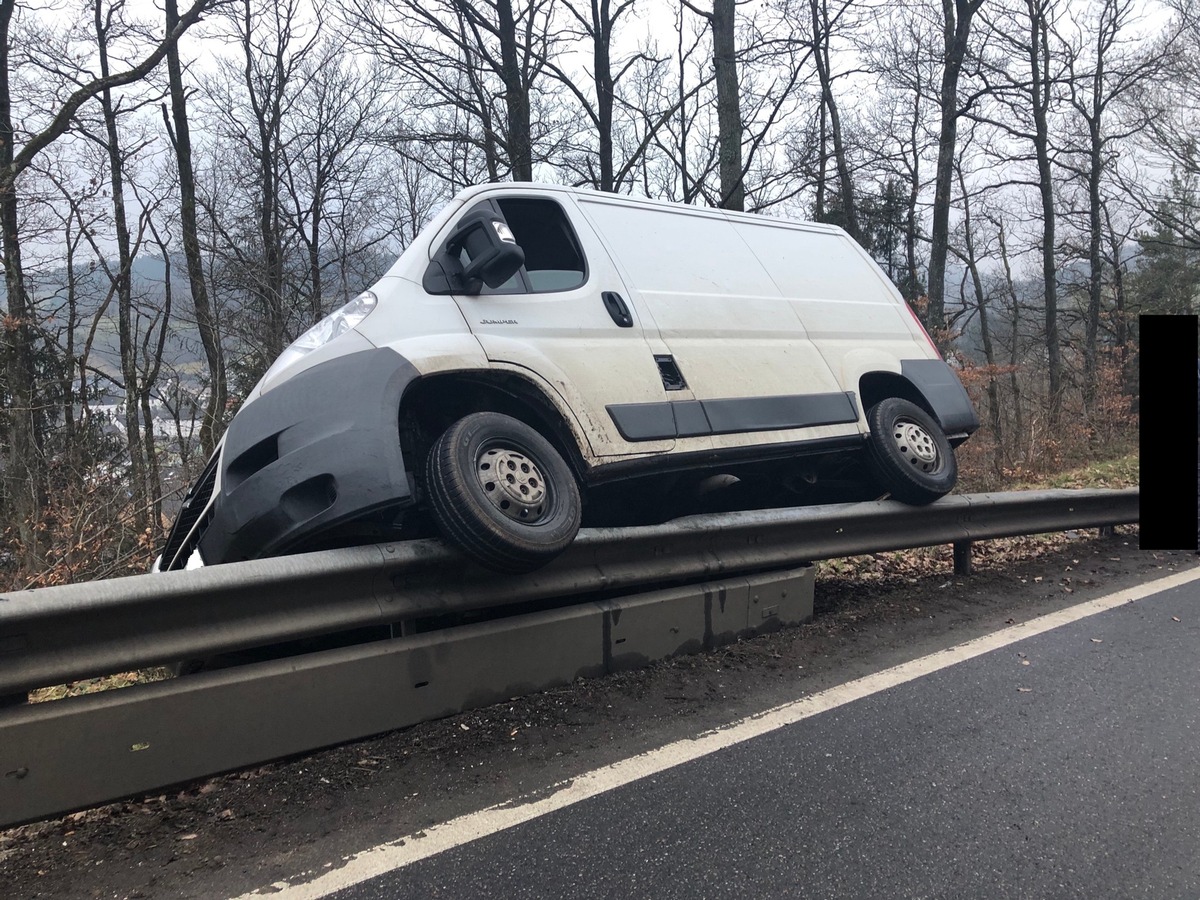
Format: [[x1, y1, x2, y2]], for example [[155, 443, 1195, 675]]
[[891, 418, 940, 473], [475, 444, 551, 522]]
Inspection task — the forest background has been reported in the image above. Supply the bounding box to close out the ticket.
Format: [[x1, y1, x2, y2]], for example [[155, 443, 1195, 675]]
[[0, 0, 1196, 589]]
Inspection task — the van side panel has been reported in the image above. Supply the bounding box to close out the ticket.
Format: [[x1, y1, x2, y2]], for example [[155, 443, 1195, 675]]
[[729, 218, 903, 305], [577, 199, 847, 418], [727, 218, 937, 399]]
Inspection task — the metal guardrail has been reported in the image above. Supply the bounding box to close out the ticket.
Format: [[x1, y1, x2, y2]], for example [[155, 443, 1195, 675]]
[[0, 566, 815, 828], [0, 489, 1138, 697]]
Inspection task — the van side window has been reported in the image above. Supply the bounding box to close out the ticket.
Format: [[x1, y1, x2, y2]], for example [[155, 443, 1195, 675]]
[[496, 198, 587, 292]]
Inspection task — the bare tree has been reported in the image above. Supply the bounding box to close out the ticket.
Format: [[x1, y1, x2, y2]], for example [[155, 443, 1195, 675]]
[[804, 0, 860, 238], [861, 6, 945, 302], [1058, 0, 1165, 414], [540, 0, 701, 195], [278, 46, 390, 321], [344, 0, 556, 183], [635, 7, 713, 202], [976, 0, 1068, 422], [89, 0, 163, 532], [926, 0, 984, 342], [542, 0, 641, 191], [201, 0, 319, 380], [949, 143, 1004, 462], [1134, 0, 1199, 252], [164, 0, 226, 457], [681, 0, 744, 209], [0, 0, 214, 571]]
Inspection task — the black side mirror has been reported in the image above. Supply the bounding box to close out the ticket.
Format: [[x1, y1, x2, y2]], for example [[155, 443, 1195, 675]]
[[422, 211, 525, 295]]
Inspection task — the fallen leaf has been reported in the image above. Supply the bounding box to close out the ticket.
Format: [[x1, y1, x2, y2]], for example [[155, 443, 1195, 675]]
[[1017, 687, 1033, 693]]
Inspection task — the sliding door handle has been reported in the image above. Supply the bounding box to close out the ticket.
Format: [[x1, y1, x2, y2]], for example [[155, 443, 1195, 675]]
[[602, 292, 634, 328]]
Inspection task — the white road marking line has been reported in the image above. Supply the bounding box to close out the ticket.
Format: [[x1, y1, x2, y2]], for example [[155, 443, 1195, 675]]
[[235, 566, 1200, 900]]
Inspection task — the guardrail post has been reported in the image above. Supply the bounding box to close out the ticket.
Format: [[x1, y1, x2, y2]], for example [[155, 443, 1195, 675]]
[[953, 540, 973, 576]]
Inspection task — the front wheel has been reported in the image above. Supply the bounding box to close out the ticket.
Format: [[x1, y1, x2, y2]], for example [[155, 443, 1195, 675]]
[[425, 412, 582, 573], [865, 398, 957, 505]]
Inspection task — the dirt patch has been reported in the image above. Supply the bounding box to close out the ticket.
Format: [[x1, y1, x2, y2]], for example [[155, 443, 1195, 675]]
[[1, 528, 1192, 900]]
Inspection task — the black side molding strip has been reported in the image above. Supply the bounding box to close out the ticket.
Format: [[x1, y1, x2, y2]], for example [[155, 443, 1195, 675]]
[[607, 391, 860, 442]]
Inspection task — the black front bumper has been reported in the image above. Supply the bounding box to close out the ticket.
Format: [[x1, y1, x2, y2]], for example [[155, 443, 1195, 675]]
[[194, 348, 421, 564]]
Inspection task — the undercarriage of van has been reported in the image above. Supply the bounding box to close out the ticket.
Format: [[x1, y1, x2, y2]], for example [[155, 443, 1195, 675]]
[[580, 445, 881, 527]]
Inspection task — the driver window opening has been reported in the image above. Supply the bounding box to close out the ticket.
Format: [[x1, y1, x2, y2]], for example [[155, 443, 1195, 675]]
[[496, 198, 587, 292]]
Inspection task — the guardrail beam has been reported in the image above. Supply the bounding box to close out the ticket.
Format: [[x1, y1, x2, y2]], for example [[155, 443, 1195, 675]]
[[0, 490, 1139, 697]]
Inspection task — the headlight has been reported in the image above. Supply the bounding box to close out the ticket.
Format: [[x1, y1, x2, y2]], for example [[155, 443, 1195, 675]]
[[261, 291, 378, 385]]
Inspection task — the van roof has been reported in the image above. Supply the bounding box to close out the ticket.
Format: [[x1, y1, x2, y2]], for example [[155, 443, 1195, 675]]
[[452, 182, 849, 237]]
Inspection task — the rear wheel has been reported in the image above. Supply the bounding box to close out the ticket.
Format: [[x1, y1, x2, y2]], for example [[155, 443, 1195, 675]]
[[865, 398, 957, 504], [425, 412, 582, 572]]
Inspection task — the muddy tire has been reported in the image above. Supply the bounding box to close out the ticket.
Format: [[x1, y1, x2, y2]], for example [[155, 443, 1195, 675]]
[[425, 412, 582, 573], [865, 398, 957, 504]]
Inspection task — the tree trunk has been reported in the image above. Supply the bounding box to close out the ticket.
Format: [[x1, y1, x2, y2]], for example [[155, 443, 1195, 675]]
[[1084, 97, 1103, 416], [997, 221, 1025, 468], [241, 0, 287, 363], [904, 90, 923, 303], [140, 245, 174, 536], [0, 0, 45, 569], [1103, 200, 1130, 394], [811, 0, 857, 238], [814, 98, 827, 219], [95, 0, 150, 533], [927, 0, 982, 340], [958, 167, 1003, 471], [595, 0, 615, 192], [712, 0, 743, 210], [497, 0, 533, 181], [1026, 0, 1061, 424], [165, 0, 226, 458]]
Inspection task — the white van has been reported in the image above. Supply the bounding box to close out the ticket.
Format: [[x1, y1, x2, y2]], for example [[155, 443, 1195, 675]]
[[157, 183, 978, 574]]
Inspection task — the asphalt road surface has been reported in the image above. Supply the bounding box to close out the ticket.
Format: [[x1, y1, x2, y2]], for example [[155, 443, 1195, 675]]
[[307, 573, 1198, 899], [1, 535, 1195, 900]]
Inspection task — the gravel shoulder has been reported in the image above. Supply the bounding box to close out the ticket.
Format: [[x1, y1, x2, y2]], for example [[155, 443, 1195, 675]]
[[1, 528, 1191, 900]]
